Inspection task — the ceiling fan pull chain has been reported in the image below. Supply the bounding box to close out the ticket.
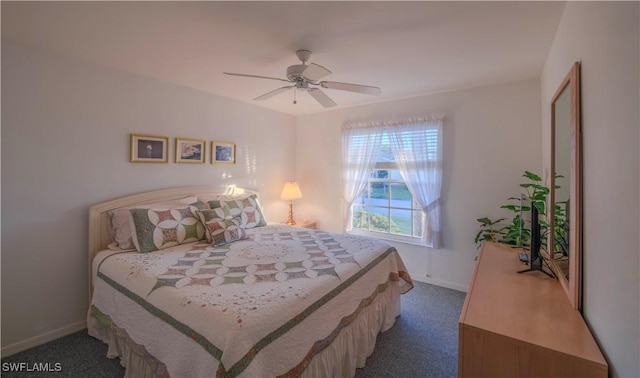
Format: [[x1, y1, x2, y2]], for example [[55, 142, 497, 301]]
[[293, 87, 297, 104]]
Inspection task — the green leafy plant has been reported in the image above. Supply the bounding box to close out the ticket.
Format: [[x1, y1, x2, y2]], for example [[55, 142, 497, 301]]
[[553, 199, 569, 255], [501, 171, 549, 246], [475, 171, 559, 249], [474, 217, 506, 245]]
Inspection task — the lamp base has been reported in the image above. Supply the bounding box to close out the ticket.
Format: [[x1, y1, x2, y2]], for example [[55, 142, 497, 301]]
[[286, 201, 296, 225]]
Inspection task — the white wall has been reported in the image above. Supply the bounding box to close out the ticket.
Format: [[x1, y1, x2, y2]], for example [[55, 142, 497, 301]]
[[1, 43, 296, 353], [541, 2, 639, 377], [294, 78, 542, 291]]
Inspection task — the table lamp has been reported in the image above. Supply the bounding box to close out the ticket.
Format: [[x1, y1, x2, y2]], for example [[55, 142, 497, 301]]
[[280, 181, 302, 225]]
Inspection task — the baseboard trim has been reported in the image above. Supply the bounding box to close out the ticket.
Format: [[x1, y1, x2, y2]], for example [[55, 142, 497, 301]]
[[413, 276, 468, 292], [1, 320, 87, 358]]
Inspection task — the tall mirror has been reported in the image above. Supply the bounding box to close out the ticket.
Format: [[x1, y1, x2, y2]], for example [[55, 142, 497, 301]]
[[549, 62, 581, 310]]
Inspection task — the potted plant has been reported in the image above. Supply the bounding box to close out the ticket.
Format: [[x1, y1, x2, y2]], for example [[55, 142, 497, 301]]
[[474, 217, 506, 246], [475, 171, 558, 250]]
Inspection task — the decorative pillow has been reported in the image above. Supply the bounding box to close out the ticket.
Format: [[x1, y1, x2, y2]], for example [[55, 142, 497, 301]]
[[190, 201, 206, 210], [207, 194, 267, 229], [107, 196, 200, 249], [197, 212, 247, 246], [197, 208, 232, 242], [213, 218, 247, 246], [197, 194, 243, 209], [129, 205, 205, 253], [205, 206, 233, 221]]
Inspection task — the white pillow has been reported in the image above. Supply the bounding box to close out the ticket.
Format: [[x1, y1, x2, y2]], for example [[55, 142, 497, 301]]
[[107, 195, 198, 250]]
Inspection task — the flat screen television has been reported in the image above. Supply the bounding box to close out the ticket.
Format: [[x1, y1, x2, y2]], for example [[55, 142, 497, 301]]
[[518, 201, 554, 278]]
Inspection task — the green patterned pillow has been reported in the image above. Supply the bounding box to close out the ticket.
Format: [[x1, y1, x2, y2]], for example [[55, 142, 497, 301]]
[[207, 194, 266, 229], [202, 206, 232, 220], [129, 205, 205, 253], [197, 208, 233, 242], [108, 198, 202, 250], [197, 213, 247, 246]]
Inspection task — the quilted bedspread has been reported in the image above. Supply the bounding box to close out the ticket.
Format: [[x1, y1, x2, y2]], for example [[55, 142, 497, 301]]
[[90, 224, 413, 377]]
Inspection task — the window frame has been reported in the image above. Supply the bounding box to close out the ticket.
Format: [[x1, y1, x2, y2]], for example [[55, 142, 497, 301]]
[[350, 161, 424, 245]]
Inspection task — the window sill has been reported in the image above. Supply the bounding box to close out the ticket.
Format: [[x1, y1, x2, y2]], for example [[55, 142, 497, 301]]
[[348, 229, 427, 247]]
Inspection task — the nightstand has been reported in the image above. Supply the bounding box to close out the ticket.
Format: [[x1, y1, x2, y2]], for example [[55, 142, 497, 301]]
[[284, 219, 317, 230]]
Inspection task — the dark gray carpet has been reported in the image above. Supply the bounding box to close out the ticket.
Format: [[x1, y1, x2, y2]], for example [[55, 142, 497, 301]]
[[1, 281, 466, 377]]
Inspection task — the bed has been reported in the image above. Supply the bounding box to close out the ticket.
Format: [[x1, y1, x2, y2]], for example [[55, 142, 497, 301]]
[[87, 185, 413, 377]]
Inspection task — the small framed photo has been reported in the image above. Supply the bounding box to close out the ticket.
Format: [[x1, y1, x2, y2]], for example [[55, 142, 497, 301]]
[[130, 134, 169, 163], [212, 141, 236, 164], [175, 137, 206, 164]]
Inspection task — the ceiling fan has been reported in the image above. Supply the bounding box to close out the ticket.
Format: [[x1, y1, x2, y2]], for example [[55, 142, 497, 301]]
[[223, 50, 381, 108]]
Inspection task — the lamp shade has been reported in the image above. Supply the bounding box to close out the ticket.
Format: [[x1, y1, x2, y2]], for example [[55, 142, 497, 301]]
[[280, 181, 302, 200]]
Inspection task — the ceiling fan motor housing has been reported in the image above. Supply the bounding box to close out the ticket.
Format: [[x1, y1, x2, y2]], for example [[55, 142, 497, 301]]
[[295, 49, 312, 63], [286, 65, 308, 81]]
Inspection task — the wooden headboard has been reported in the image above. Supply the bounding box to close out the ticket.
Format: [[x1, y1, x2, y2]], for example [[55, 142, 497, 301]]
[[87, 185, 257, 302]]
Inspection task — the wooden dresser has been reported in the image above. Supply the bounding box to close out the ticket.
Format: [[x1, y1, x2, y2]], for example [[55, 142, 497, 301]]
[[458, 242, 607, 378]]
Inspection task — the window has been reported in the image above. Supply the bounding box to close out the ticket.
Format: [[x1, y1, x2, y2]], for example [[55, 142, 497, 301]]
[[342, 117, 443, 247], [352, 134, 423, 240]]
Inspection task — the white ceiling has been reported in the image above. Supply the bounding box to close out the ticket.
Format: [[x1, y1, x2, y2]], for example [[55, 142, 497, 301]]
[[2, 1, 566, 116]]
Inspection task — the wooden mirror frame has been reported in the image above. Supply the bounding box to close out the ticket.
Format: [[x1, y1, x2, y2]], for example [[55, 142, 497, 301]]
[[549, 62, 581, 310]]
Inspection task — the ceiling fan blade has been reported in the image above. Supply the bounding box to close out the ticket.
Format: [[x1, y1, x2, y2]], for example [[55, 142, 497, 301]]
[[254, 86, 293, 101], [307, 88, 337, 108], [224, 72, 290, 82], [320, 81, 381, 95], [301, 63, 332, 82]]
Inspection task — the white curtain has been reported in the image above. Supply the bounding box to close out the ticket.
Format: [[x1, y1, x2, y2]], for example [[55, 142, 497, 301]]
[[387, 117, 443, 248], [342, 116, 444, 248], [341, 124, 383, 231]]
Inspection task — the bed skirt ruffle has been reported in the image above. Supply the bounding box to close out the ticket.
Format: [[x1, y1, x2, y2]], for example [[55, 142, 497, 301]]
[[88, 281, 401, 378], [88, 309, 168, 378]]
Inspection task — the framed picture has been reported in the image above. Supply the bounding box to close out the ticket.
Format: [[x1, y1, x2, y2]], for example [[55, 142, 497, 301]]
[[212, 141, 236, 164], [175, 137, 206, 164], [130, 134, 169, 163]]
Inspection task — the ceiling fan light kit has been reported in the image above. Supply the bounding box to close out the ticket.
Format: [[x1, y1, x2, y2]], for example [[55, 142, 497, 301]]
[[224, 50, 381, 108]]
